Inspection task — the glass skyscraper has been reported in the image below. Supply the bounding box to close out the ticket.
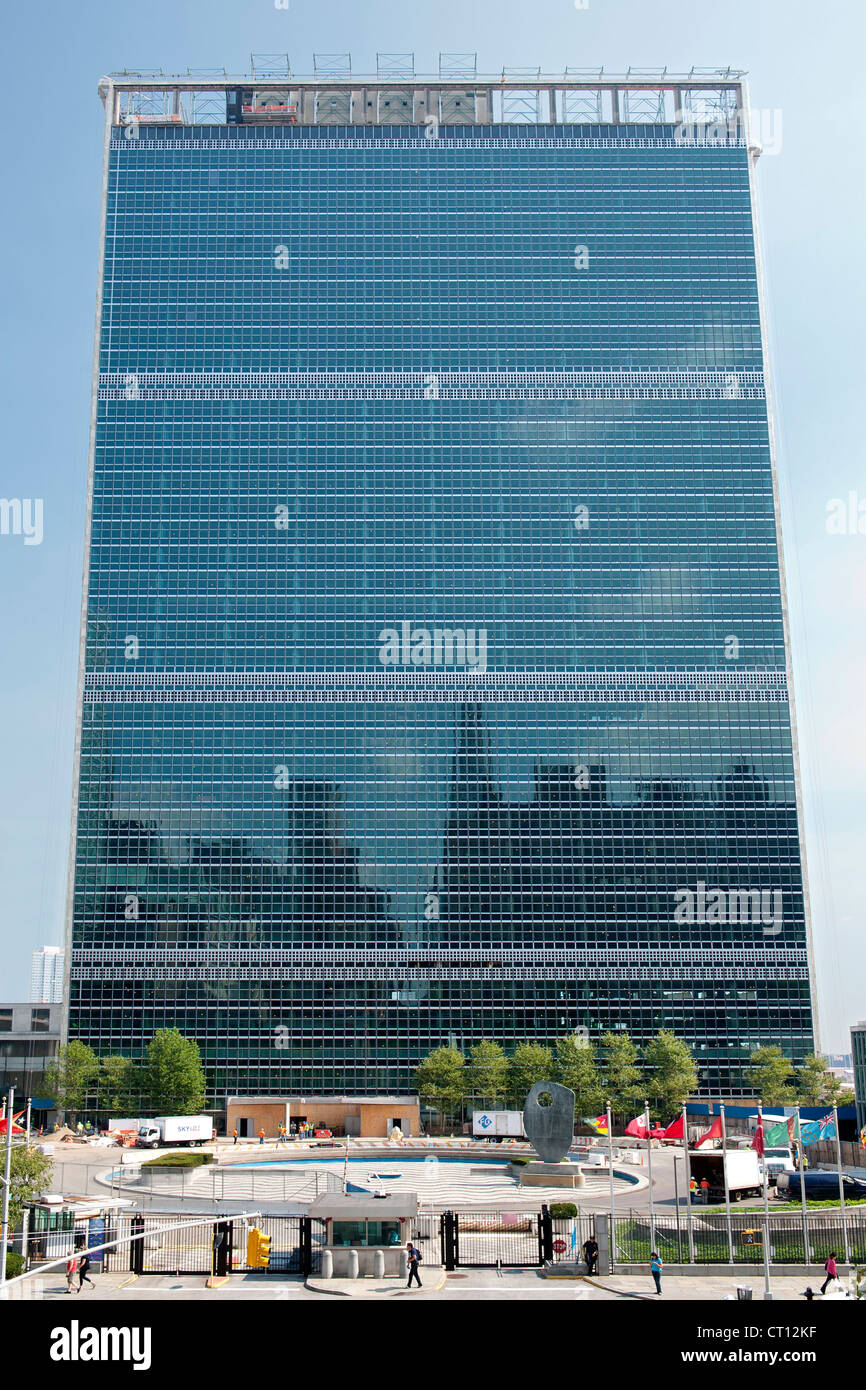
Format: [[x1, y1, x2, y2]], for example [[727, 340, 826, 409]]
[[65, 62, 816, 1107]]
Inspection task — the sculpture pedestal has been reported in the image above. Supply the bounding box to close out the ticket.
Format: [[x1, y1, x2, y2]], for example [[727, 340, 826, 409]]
[[516, 1162, 586, 1188]]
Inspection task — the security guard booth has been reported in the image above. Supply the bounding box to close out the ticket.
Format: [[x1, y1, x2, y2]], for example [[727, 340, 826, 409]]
[[309, 1192, 418, 1278]]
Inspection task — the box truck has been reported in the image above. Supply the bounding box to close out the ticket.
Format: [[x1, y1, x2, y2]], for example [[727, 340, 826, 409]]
[[688, 1149, 764, 1202], [136, 1116, 213, 1149], [472, 1110, 526, 1138]]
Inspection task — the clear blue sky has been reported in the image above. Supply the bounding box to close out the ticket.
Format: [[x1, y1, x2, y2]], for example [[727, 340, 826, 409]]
[[1, 0, 862, 1052]]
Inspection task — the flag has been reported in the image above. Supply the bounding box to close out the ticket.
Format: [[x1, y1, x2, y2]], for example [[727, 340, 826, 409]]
[[752, 1114, 765, 1157], [798, 1119, 823, 1146], [662, 1114, 684, 1140], [818, 1113, 837, 1140], [0, 1110, 25, 1136], [859, 1125, 866, 1151], [584, 1114, 609, 1136], [694, 1115, 724, 1148], [571, 1224, 578, 1252], [765, 1116, 795, 1147], [625, 1113, 666, 1139]]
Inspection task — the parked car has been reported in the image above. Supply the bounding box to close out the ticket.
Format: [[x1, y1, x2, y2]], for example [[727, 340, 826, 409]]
[[777, 1169, 866, 1201]]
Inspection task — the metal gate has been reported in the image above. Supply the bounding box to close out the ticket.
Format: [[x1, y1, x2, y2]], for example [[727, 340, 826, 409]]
[[439, 1210, 545, 1268], [440, 1210, 597, 1269], [131, 1216, 232, 1276], [128, 1214, 320, 1276]]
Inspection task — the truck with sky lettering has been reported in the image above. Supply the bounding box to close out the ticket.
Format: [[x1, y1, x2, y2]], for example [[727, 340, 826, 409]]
[[136, 1116, 214, 1149]]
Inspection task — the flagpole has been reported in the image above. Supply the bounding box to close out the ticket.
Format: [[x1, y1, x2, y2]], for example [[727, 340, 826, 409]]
[[0, 1087, 14, 1287], [644, 1099, 656, 1254], [606, 1104, 616, 1273], [758, 1105, 772, 1299], [720, 1104, 734, 1265], [796, 1108, 809, 1269], [832, 1105, 850, 1265], [681, 1103, 695, 1264]]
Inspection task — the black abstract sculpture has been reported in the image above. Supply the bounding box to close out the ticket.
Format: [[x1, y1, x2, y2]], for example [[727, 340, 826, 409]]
[[523, 1081, 576, 1162]]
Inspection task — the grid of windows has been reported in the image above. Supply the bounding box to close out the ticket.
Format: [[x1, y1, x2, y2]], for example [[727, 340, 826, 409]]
[[68, 113, 814, 1101]]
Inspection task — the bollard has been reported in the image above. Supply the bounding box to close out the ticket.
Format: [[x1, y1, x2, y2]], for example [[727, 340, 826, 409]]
[[321, 1249, 333, 1279], [373, 1249, 385, 1278], [347, 1248, 359, 1279]]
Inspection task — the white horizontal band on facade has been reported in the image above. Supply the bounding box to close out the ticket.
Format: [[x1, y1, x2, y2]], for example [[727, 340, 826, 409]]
[[82, 669, 788, 704], [98, 369, 764, 404], [108, 137, 749, 153], [85, 669, 786, 685], [99, 371, 764, 387], [70, 964, 809, 982], [71, 947, 807, 967]]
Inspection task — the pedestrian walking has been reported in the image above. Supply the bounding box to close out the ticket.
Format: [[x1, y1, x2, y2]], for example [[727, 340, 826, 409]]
[[406, 1243, 422, 1288], [650, 1251, 662, 1295], [232, 1129, 238, 1146], [76, 1253, 95, 1291], [65, 1255, 78, 1293], [258, 1128, 265, 1146], [820, 1252, 839, 1295], [582, 1237, 599, 1276]]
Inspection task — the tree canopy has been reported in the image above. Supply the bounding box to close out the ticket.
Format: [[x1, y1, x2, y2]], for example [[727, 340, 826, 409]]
[[643, 1029, 698, 1120], [414, 1045, 465, 1117], [43, 1041, 99, 1118], [466, 1040, 509, 1107], [141, 1028, 206, 1114], [747, 1046, 795, 1105]]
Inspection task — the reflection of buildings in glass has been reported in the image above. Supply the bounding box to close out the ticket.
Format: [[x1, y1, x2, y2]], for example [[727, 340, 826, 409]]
[[438, 707, 803, 948]]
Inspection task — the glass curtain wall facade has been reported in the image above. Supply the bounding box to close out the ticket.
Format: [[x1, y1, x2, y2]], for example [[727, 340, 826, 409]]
[[66, 72, 815, 1103]]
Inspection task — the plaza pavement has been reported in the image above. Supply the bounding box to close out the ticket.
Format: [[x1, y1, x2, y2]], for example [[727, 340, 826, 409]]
[[17, 1267, 831, 1302]]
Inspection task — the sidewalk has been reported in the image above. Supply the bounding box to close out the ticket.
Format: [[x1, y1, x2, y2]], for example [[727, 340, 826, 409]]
[[22, 1267, 839, 1302]]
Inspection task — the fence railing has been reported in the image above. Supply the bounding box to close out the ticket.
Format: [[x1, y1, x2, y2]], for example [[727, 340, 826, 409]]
[[613, 1210, 866, 1265], [107, 1163, 343, 1204]]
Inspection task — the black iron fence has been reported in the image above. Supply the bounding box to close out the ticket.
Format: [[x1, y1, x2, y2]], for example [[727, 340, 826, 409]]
[[613, 1209, 866, 1265], [438, 1209, 598, 1268]]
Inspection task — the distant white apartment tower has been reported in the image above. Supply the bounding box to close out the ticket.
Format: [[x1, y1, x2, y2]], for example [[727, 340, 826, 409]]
[[30, 947, 65, 1004]]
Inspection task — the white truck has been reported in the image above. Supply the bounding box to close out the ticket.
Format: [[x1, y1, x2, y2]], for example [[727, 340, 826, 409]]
[[136, 1116, 213, 1149], [762, 1146, 795, 1186], [472, 1109, 526, 1138], [688, 1149, 764, 1202]]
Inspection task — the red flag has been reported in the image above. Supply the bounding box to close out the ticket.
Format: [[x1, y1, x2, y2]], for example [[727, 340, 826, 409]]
[[662, 1115, 684, 1140], [752, 1114, 765, 1157], [625, 1113, 666, 1139], [694, 1115, 724, 1148]]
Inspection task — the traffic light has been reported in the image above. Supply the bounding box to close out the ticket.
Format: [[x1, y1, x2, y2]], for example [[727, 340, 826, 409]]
[[246, 1226, 271, 1268]]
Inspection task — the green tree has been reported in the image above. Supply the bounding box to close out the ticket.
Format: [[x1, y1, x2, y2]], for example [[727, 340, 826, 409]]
[[643, 1030, 698, 1121], [7, 1146, 54, 1227], [43, 1041, 99, 1120], [794, 1053, 847, 1106], [747, 1046, 795, 1105], [599, 1031, 643, 1116], [141, 1029, 206, 1114], [414, 1046, 465, 1125], [98, 1055, 140, 1114], [509, 1042, 555, 1106], [466, 1040, 509, 1108], [555, 1034, 604, 1117]]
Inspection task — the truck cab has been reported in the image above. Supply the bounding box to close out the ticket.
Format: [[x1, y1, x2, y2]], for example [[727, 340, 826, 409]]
[[137, 1125, 161, 1149], [762, 1146, 794, 1185]]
